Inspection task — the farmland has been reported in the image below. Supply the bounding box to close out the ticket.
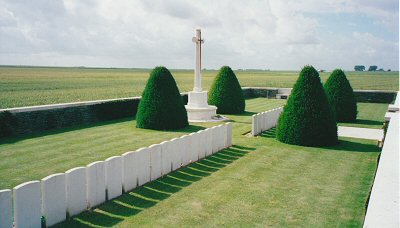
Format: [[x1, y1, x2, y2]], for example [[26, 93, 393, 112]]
[[0, 66, 398, 109]]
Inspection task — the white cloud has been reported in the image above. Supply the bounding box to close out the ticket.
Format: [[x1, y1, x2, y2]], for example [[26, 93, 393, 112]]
[[0, 0, 398, 70]]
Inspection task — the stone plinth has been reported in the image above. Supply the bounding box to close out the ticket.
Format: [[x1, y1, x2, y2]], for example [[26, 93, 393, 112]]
[[185, 91, 218, 122]]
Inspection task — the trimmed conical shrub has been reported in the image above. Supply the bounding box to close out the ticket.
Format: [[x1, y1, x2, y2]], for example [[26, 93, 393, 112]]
[[324, 69, 357, 122], [276, 66, 337, 147], [208, 66, 245, 114], [136, 66, 188, 130]]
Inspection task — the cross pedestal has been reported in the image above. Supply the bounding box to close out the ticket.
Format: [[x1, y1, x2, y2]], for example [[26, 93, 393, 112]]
[[185, 29, 221, 122]]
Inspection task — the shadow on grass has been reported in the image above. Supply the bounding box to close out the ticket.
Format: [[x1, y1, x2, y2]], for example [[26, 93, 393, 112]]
[[0, 118, 205, 145], [53, 145, 253, 228], [260, 128, 276, 138], [353, 119, 383, 126], [0, 117, 135, 145], [231, 111, 258, 117], [339, 119, 383, 128], [260, 128, 380, 153], [325, 139, 381, 153]]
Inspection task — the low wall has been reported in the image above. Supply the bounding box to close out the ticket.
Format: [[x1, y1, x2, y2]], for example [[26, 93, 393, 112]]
[[0, 123, 233, 227], [251, 107, 283, 136], [242, 87, 397, 103], [0, 88, 395, 139], [363, 94, 399, 227], [0, 94, 188, 139]]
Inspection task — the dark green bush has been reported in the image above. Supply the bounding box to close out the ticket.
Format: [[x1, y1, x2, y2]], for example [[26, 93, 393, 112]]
[[324, 69, 357, 122], [136, 66, 188, 130], [276, 66, 337, 147], [208, 66, 245, 114]]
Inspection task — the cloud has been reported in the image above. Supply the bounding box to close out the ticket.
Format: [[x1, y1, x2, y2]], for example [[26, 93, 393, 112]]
[[0, 0, 398, 70]]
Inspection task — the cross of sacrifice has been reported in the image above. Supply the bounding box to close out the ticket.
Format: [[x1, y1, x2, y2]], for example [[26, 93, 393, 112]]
[[192, 29, 204, 92]]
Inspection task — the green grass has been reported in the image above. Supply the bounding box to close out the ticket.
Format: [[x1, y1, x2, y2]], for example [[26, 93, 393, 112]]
[[0, 66, 398, 108], [53, 98, 379, 227], [0, 98, 382, 227], [339, 103, 388, 129]]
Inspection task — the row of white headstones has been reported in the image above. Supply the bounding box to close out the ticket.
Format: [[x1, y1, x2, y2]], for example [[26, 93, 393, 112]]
[[0, 123, 232, 228], [251, 107, 283, 136]]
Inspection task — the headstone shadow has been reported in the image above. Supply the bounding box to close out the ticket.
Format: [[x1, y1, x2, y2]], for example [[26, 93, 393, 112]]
[[54, 145, 253, 227]]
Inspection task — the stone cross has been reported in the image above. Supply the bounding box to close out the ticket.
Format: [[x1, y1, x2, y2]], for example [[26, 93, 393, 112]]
[[192, 28, 204, 92]]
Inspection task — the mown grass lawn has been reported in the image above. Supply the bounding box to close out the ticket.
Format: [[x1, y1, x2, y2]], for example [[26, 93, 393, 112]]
[[22, 98, 380, 227], [338, 103, 388, 129], [0, 66, 398, 108], [0, 99, 286, 190]]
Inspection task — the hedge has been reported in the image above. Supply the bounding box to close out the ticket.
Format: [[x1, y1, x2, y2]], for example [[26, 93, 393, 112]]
[[136, 66, 188, 130], [324, 69, 357, 122], [276, 66, 338, 147], [208, 66, 245, 114]]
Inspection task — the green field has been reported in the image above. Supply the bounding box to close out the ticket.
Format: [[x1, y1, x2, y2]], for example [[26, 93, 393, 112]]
[[0, 66, 398, 109], [0, 99, 383, 227]]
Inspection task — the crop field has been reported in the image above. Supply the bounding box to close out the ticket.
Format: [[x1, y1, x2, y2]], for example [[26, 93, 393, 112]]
[[0, 66, 398, 109]]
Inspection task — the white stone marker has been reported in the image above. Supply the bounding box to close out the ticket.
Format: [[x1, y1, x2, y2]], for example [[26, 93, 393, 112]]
[[226, 122, 233, 147], [65, 167, 87, 217], [185, 28, 217, 122], [217, 125, 224, 150], [251, 114, 256, 136], [180, 135, 191, 166], [136, 147, 151, 186], [255, 114, 261, 135], [262, 112, 267, 132], [42, 173, 66, 226], [0, 189, 12, 228], [122, 151, 138, 192], [170, 138, 181, 171], [105, 156, 123, 200], [160, 141, 172, 175], [204, 128, 213, 156], [13, 181, 41, 228], [86, 161, 106, 208], [198, 130, 207, 159], [211, 126, 219, 153], [189, 132, 199, 163], [149, 144, 162, 181]]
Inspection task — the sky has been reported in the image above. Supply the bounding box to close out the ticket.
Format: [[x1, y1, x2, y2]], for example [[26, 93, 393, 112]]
[[0, 0, 398, 71]]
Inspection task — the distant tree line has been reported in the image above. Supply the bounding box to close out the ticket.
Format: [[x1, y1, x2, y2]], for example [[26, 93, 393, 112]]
[[354, 65, 390, 72]]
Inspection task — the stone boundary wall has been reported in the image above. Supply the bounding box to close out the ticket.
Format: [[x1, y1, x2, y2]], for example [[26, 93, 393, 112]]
[[363, 92, 399, 228], [251, 107, 283, 136], [0, 88, 395, 139], [241, 87, 397, 103], [0, 123, 233, 227]]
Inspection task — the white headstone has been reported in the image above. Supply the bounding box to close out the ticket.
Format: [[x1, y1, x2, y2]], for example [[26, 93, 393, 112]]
[[0, 189, 12, 228], [135, 147, 151, 186], [189, 132, 199, 163], [86, 161, 106, 208], [41, 173, 66, 226], [105, 156, 123, 200], [180, 135, 191, 166], [204, 128, 213, 156], [65, 167, 87, 217], [149, 144, 162, 181], [226, 122, 233, 147], [160, 141, 172, 176], [264, 112, 269, 132], [122, 151, 138, 192], [198, 130, 207, 159], [211, 126, 219, 153], [251, 114, 256, 136], [13, 181, 41, 228], [265, 111, 271, 130], [169, 138, 181, 171]]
